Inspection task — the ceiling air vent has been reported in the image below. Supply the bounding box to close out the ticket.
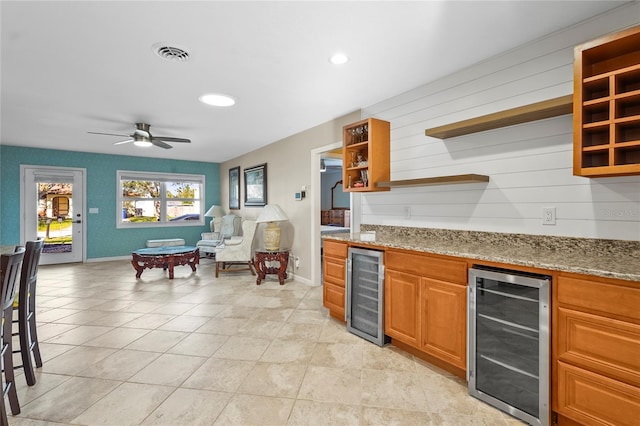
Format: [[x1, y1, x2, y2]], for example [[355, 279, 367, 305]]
[[153, 43, 190, 62]]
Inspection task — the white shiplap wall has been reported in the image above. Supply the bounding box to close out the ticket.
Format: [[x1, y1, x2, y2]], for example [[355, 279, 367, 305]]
[[360, 3, 640, 241]]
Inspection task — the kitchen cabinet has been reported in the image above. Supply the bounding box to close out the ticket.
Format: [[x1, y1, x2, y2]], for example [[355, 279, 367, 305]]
[[322, 240, 348, 321], [573, 25, 640, 177], [385, 270, 420, 347], [420, 277, 467, 370], [343, 118, 390, 192], [553, 272, 640, 425], [385, 249, 468, 375]]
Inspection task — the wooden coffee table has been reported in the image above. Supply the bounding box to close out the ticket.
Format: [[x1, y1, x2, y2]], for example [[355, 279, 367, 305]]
[[131, 246, 199, 279]]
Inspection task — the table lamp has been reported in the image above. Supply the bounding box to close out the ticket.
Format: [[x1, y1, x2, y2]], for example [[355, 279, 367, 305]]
[[204, 205, 225, 232], [256, 204, 288, 251]]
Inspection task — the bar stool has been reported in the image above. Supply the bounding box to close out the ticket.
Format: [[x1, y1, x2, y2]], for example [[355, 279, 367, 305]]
[[1, 247, 25, 425], [12, 239, 44, 386]]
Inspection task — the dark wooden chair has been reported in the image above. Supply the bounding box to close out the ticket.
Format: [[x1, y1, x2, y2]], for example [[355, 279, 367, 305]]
[[12, 239, 44, 386], [1, 247, 25, 425]]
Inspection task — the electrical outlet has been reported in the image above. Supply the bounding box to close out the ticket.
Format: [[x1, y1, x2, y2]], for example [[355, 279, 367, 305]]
[[295, 256, 300, 269], [542, 207, 556, 225]]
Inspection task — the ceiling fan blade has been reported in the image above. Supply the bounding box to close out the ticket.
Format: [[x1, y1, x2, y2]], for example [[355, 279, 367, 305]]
[[152, 136, 191, 143], [114, 139, 134, 145], [88, 131, 130, 137], [151, 139, 173, 149]]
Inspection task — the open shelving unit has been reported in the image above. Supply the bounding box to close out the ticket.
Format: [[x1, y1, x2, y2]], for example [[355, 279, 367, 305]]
[[376, 174, 489, 188], [425, 95, 573, 139], [573, 25, 640, 177], [343, 118, 390, 192]]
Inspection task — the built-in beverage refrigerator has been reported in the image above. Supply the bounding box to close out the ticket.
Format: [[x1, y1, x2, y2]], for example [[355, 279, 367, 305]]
[[346, 247, 389, 346], [468, 266, 550, 426]]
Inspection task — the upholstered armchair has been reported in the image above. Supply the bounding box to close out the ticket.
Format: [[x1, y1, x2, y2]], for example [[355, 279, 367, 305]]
[[197, 214, 241, 257], [215, 219, 257, 277]]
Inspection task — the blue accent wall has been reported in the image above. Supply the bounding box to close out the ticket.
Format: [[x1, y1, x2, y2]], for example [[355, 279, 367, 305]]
[[0, 145, 220, 259]]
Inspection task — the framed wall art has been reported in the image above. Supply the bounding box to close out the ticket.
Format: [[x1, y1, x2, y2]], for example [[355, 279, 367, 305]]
[[244, 163, 267, 207], [229, 166, 240, 210]]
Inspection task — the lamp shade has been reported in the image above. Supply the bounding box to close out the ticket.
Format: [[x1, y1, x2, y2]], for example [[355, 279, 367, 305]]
[[204, 205, 225, 218], [256, 204, 288, 251], [256, 204, 288, 223]]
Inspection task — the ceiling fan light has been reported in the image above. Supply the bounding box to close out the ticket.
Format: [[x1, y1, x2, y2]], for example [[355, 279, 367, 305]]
[[199, 93, 236, 107], [133, 140, 153, 147]]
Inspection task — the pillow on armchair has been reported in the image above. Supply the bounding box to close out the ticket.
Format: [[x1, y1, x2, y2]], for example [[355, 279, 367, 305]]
[[197, 215, 241, 258], [219, 214, 241, 239]]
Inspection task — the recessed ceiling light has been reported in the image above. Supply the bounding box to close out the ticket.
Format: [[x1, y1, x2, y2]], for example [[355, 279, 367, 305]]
[[199, 93, 236, 107], [329, 53, 349, 65]]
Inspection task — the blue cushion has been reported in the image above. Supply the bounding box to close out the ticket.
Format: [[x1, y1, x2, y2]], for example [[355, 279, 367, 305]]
[[219, 215, 240, 239]]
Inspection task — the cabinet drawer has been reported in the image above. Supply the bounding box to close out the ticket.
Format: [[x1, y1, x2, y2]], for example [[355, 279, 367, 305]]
[[324, 256, 346, 287], [556, 361, 640, 426], [557, 275, 640, 321], [557, 307, 640, 386], [324, 240, 348, 258], [385, 250, 467, 284], [323, 282, 345, 319]]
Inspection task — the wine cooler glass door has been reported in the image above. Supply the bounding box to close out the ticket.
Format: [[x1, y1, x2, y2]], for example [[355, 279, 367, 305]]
[[469, 267, 550, 426], [346, 247, 388, 346]]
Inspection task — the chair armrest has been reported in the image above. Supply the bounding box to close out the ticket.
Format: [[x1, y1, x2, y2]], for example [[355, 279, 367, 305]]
[[225, 237, 243, 246], [201, 232, 221, 240], [197, 239, 221, 247]]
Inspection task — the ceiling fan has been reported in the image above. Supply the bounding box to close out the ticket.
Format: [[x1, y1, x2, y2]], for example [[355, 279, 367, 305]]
[[88, 122, 191, 149]]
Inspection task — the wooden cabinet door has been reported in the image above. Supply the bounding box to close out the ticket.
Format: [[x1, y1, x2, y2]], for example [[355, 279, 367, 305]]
[[384, 270, 420, 347], [323, 255, 346, 320], [421, 278, 467, 370], [322, 240, 347, 320]]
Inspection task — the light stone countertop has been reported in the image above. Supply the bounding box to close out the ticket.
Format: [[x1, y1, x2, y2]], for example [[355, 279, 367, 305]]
[[323, 226, 640, 282]]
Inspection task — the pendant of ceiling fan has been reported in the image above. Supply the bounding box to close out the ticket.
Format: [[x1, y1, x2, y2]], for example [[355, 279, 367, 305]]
[[88, 122, 191, 149]]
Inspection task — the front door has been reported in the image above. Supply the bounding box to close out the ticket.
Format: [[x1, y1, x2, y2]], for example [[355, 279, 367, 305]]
[[21, 166, 85, 265]]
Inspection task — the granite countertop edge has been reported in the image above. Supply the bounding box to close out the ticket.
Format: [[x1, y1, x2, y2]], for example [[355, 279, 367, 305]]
[[323, 232, 640, 283]]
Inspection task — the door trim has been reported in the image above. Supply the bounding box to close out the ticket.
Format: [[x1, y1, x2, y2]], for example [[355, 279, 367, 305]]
[[310, 143, 361, 286], [20, 165, 87, 264]]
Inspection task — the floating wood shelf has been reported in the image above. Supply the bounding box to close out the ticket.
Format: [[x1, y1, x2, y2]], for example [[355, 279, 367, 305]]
[[376, 174, 489, 188], [425, 95, 573, 139]]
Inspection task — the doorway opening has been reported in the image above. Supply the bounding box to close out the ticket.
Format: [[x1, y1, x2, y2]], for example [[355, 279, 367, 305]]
[[310, 144, 360, 286]]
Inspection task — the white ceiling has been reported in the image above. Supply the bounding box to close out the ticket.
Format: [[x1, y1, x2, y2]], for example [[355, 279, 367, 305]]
[[1, 1, 628, 163]]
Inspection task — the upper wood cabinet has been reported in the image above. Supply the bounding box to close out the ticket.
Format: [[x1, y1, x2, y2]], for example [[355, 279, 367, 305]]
[[573, 25, 640, 177], [343, 118, 390, 192]]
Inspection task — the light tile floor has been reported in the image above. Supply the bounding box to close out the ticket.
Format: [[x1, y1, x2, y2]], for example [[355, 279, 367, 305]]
[[8, 259, 525, 425]]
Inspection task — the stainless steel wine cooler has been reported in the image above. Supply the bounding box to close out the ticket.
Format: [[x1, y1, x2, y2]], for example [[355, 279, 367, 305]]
[[468, 266, 550, 426], [346, 247, 389, 346]]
